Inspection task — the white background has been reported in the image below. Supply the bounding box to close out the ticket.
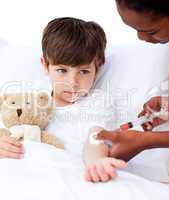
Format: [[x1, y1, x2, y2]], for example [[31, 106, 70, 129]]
[[0, 0, 138, 47]]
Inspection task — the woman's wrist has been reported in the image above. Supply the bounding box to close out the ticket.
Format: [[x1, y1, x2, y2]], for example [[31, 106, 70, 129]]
[[142, 131, 169, 149]]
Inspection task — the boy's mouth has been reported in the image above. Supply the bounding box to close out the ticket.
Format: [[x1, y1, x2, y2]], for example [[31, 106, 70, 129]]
[[63, 91, 79, 96]]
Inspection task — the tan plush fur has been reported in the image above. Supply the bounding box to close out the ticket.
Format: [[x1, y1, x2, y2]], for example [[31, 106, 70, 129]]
[[0, 92, 64, 149]]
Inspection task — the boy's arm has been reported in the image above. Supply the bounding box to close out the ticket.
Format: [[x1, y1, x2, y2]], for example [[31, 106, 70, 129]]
[[84, 134, 109, 166], [84, 132, 127, 182]]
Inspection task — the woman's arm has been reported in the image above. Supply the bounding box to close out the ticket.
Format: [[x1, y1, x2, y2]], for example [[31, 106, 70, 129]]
[[96, 96, 169, 162], [97, 130, 169, 162], [145, 131, 169, 148]]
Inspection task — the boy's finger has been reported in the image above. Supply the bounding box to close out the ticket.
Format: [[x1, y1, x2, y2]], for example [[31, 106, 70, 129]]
[[0, 142, 23, 154], [0, 149, 22, 159], [110, 158, 127, 169], [96, 164, 109, 182], [85, 169, 92, 182], [3, 137, 22, 147], [90, 166, 100, 182], [103, 164, 116, 179]]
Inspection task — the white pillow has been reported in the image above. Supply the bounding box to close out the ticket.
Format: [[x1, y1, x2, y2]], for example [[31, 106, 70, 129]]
[[95, 42, 169, 120], [0, 40, 50, 93]]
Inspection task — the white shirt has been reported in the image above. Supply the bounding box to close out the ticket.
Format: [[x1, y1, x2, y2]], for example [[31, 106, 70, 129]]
[[46, 89, 117, 157]]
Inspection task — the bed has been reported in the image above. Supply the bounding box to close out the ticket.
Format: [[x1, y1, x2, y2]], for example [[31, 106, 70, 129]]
[[0, 39, 169, 199]]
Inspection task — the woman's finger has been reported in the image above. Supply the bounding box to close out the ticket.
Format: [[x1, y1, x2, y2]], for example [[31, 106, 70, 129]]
[[97, 131, 118, 141], [138, 110, 147, 118], [141, 122, 153, 131]]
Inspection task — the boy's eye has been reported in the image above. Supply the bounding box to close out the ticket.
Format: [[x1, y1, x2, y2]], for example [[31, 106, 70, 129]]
[[56, 69, 67, 73], [79, 70, 90, 75]]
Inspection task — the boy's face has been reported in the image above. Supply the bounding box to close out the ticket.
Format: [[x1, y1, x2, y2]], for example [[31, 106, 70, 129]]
[[42, 58, 96, 103]]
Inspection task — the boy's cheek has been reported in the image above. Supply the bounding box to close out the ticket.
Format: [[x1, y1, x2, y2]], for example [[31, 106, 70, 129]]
[[80, 85, 93, 95], [52, 80, 69, 91], [50, 75, 63, 83]]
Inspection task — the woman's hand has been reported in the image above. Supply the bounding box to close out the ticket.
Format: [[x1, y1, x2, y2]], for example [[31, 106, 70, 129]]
[[138, 96, 169, 131], [0, 136, 23, 159], [85, 157, 126, 183], [97, 130, 148, 162]]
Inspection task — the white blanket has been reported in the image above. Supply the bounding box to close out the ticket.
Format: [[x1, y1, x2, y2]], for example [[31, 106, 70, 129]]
[[0, 141, 168, 200]]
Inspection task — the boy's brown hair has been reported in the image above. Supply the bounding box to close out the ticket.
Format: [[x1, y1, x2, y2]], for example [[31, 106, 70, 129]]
[[42, 17, 107, 72]]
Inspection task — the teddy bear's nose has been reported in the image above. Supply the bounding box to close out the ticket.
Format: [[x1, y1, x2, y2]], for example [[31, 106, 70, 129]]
[[16, 109, 22, 117]]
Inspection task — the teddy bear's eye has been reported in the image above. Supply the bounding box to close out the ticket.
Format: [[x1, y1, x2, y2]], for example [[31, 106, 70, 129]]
[[26, 102, 30, 105], [11, 101, 15, 104]]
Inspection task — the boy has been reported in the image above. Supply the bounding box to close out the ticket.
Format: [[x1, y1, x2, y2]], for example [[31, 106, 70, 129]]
[[41, 17, 126, 182]]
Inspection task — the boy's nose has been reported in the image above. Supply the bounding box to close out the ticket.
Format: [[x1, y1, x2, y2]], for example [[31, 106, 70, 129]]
[[68, 74, 78, 87]]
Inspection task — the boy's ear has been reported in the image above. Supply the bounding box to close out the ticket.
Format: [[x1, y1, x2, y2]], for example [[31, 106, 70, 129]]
[[40, 56, 49, 75]]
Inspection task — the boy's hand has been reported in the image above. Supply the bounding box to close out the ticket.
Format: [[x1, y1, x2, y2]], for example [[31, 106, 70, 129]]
[[0, 136, 23, 159], [85, 157, 126, 183]]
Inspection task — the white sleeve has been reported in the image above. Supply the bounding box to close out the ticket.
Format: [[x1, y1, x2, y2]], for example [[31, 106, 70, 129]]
[[146, 76, 169, 100]]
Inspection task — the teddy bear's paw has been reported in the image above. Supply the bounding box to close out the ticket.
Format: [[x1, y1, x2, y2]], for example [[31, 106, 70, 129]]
[[41, 132, 64, 149]]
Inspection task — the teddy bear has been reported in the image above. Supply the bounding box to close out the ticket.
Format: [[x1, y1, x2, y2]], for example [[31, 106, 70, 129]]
[[0, 92, 64, 149]]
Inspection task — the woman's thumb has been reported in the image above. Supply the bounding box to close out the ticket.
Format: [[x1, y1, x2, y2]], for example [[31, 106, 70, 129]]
[[97, 131, 117, 141]]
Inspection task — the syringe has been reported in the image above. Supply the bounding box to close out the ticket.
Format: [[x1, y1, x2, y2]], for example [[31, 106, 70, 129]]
[[119, 110, 167, 131], [89, 109, 168, 145]]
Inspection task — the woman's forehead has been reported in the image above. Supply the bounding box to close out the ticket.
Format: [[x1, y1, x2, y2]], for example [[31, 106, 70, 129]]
[[117, 5, 161, 31]]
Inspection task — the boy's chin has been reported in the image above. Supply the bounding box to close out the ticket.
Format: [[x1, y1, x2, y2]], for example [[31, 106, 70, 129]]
[[63, 96, 80, 103], [62, 93, 80, 102]]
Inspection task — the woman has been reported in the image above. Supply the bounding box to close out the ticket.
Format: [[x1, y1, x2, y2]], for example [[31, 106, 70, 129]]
[[98, 0, 169, 164]]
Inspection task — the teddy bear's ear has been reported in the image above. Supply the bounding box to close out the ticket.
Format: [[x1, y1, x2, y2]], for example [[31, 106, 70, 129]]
[[36, 92, 52, 107], [0, 93, 19, 107], [0, 93, 10, 106]]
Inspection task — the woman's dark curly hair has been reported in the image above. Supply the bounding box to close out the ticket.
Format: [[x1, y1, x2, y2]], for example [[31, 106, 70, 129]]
[[116, 0, 169, 17]]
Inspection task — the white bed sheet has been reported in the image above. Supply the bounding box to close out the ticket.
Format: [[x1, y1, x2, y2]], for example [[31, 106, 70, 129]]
[[0, 141, 168, 200]]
